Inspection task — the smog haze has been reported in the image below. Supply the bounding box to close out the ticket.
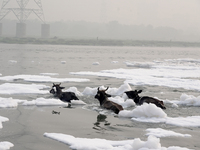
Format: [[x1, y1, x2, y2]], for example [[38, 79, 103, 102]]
[[1, 0, 200, 41], [41, 0, 200, 31]]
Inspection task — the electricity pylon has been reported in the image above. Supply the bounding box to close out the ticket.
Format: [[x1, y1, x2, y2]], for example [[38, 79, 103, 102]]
[[0, 0, 45, 23], [0, 0, 49, 37]]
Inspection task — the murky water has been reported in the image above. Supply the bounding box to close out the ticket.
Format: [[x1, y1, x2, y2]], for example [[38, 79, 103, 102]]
[[0, 44, 200, 150]]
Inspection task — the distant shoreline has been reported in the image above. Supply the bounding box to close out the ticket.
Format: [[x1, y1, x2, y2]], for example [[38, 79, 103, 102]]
[[0, 37, 200, 47]]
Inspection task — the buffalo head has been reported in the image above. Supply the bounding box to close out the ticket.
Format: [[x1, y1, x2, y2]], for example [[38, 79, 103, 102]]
[[50, 83, 65, 97], [95, 87, 111, 99], [125, 90, 142, 104]]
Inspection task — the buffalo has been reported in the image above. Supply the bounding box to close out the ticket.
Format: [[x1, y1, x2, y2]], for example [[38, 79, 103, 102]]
[[95, 87, 123, 114], [125, 90, 166, 109], [50, 83, 79, 103]]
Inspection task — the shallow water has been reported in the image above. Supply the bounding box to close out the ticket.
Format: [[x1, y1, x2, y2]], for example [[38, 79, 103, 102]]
[[0, 44, 200, 150]]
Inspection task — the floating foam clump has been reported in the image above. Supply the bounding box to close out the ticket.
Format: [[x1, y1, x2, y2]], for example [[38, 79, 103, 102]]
[[0, 116, 9, 129], [44, 133, 191, 150], [0, 97, 27, 108], [92, 62, 100, 65], [146, 128, 191, 138], [179, 93, 200, 106], [119, 103, 167, 118], [0, 141, 14, 150]]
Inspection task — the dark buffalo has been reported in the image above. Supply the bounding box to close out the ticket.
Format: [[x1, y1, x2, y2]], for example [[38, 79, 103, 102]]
[[95, 87, 123, 114], [50, 83, 79, 103], [125, 90, 166, 109]]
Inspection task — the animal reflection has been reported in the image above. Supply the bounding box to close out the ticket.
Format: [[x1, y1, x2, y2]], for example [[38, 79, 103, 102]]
[[93, 114, 110, 131], [50, 83, 79, 103], [125, 90, 166, 109], [95, 87, 123, 114]]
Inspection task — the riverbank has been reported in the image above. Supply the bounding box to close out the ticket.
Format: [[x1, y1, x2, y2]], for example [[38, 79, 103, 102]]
[[0, 37, 200, 47]]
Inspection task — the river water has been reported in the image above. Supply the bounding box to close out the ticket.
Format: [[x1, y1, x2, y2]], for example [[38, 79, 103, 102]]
[[0, 44, 200, 150]]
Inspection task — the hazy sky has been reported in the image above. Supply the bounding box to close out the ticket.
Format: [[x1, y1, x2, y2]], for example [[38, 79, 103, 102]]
[[1, 0, 200, 31]]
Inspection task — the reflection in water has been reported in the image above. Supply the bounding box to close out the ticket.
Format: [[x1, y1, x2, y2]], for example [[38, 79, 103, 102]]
[[93, 114, 110, 131]]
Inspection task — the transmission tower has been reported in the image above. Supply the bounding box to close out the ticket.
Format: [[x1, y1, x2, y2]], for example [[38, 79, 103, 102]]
[[0, 0, 50, 38]]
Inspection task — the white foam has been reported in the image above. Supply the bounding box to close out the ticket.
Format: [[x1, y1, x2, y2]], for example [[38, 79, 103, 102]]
[[0, 116, 9, 129], [64, 87, 84, 97], [106, 83, 132, 96], [108, 96, 135, 108], [0, 83, 49, 94], [9, 60, 17, 63], [132, 115, 200, 127], [44, 133, 191, 150], [127, 59, 200, 70], [174, 93, 200, 106], [70, 100, 86, 105], [165, 58, 200, 65], [166, 116, 200, 127], [82, 83, 132, 96], [119, 103, 167, 119], [82, 86, 97, 95], [92, 62, 100, 65], [146, 128, 191, 138], [40, 73, 59, 76], [125, 61, 154, 68], [0, 141, 14, 150], [111, 61, 118, 63], [22, 97, 69, 107], [70, 60, 200, 91], [61, 61, 66, 64], [0, 97, 27, 108], [119, 103, 200, 127], [0, 96, 85, 108], [165, 93, 200, 107], [0, 74, 90, 83]]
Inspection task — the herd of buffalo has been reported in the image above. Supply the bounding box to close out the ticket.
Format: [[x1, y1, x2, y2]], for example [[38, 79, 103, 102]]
[[50, 83, 166, 114]]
